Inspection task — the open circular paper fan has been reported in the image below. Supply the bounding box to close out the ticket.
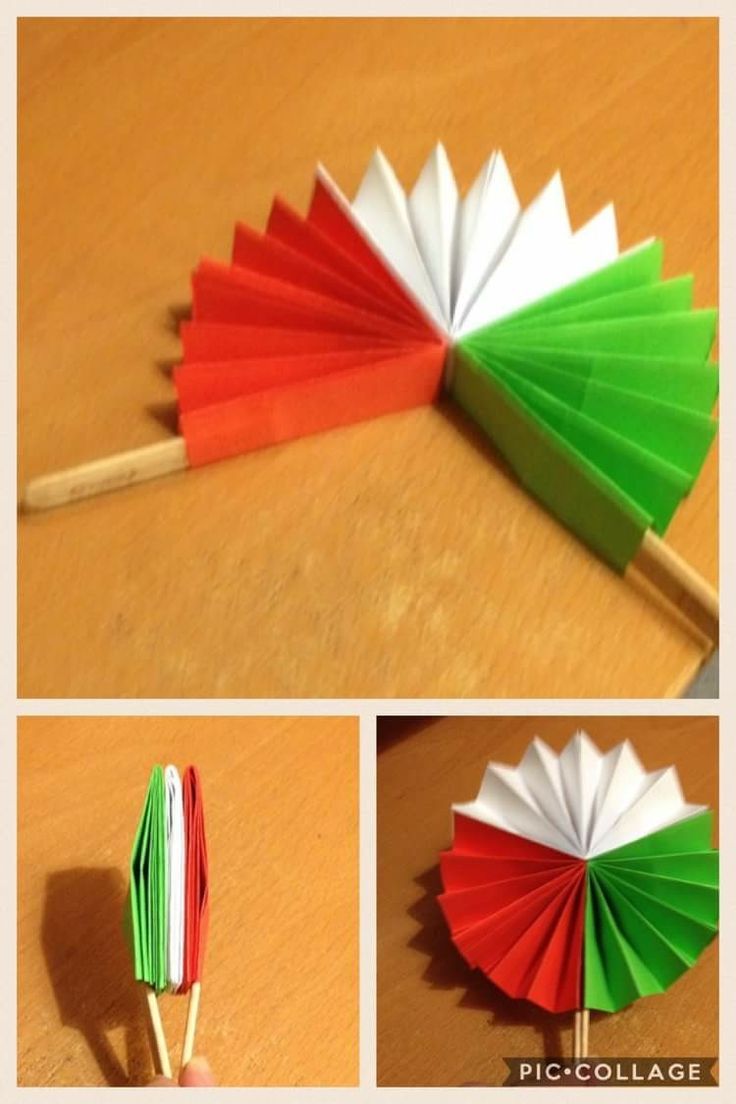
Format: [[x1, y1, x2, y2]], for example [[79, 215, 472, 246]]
[[23, 145, 719, 639], [437, 731, 718, 1034]]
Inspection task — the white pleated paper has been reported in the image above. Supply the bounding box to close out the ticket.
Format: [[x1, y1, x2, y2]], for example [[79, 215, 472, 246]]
[[165, 764, 186, 991], [348, 143, 625, 337], [453, 731, 705, 858]]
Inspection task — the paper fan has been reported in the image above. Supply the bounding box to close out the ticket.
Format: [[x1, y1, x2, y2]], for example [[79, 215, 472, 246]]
[[23, 146, 718, 639], [126, 764, 209, 1077], [438, 731, 718, 1057]]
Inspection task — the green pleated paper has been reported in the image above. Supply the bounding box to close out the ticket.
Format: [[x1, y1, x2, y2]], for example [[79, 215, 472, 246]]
[[126, 765, 169, 993], [583, 811, 718, 1013], [452, 242, 718, 570]]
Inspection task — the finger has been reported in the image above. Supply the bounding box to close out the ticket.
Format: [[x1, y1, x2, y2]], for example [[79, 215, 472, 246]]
[[179, 1056, 216, 1086]]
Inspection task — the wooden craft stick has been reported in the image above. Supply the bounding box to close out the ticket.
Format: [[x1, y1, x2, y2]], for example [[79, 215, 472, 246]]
[[145, 987, 172, 1080], [21, 438, 188, 511], [181, 980, 202, 1068], [629, 528, 719, 643]]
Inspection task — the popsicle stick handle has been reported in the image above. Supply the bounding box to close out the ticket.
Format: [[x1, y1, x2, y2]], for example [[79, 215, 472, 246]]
[[573, 1011, 581, 1060], [21, 437, 188, 512], [182, 980, 202, 1067], [629, 529, 719, 643], [145, 987, 172, 1080]]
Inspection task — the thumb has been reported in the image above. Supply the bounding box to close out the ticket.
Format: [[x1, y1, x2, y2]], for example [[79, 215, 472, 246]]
[[179, 1056, 216, 1086]]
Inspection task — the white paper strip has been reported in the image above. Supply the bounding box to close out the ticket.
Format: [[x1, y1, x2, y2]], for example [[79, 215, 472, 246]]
[[408, 143, 459, 325], [352, 148, 445, 327], [165, 764, 186, 991], [453, 731, 705, 859], [458, 171, 574, 334], [453, 150, 520, 331]]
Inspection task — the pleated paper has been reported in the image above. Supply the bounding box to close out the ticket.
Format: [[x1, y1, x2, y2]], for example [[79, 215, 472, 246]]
[[438, 732, 718, 1013], [178, 146, 717, 571]]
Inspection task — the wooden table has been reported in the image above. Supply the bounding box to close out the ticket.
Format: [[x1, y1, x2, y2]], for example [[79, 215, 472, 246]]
[[17, 715, 359, 1087], [377, 715, 718, 1086], [18, 18, 717, 697]]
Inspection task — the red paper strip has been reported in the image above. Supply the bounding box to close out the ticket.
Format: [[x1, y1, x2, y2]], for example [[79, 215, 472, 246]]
[[232, 221, 413, 327], [180, 323, 401, 364], [174, 344, 427, 413], [181, 344, 446, 467], [439, 818, 585, 1012], [485, 867, 585, 1011], [450, 814, 577, 861], [192, 260, 421, 341], [439, 864, 578, 929], [452, 872, 578, 964], [266, 196, 418, 324], [307, 175, 438, 329], [440, 852, 574, 891], [182, 765, 209, 990]]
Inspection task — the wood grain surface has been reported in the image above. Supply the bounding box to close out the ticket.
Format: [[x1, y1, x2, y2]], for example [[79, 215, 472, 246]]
[[377, 715, 718, 1086], [18, 17, 718, 698], [17, 715, 359, 1087]]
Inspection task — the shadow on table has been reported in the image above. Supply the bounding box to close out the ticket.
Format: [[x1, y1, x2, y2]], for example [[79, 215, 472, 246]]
[[408, 863, 596, 1068], [377, 716, 442, 751], [436, 394, 519, 487], [41, 867, 153, 1087]]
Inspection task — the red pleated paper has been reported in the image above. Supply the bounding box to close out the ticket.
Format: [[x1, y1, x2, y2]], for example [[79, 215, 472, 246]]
[[177, 172, 447, 467], [438, 814, 585, 1013], [182, 765, 210, 990]]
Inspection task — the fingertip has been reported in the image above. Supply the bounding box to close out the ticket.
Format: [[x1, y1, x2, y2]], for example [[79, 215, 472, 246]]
[[179, 1055, 216, 1086]]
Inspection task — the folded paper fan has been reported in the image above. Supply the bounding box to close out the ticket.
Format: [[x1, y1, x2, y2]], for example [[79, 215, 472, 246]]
[[438, 731, 718, 1056], [23, 146, 718, 639], [126, 764, 209, 1077]]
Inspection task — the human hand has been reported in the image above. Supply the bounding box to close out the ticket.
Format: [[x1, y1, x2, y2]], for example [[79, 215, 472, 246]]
[[148, 1056, 216, 1087]]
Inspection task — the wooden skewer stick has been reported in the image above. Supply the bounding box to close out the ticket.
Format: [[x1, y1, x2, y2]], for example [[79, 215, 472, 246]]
[[145, 987, 173, 1080], [629, 528, 719, 644], [580, 1008, 589, 1059], [21, 438, 188, 512], [181, 980, 202, 1068]]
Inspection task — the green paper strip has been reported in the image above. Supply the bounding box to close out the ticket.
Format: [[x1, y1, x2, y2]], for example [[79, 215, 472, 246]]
[[592, 867, 714, 966], [583, 811, 718, 1012], [596, 811, 713, 859], [590, 868, 694, 995], [466, 344, 719, 414], [483, 359, 690, 532], [465, 310, 718, 363], [586, 871, 661, 1011], [450, 347, 650, 570], [486, 359, 716, 483], [598, 850, 718, 885], [597, 865, 718, 927], [127, 765, 168, 993], [496, 275, 694, 331]]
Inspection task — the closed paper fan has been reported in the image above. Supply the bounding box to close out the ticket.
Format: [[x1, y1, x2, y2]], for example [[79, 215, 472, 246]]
[[23, 146, 718, 639], [438, 731, 718, 1057], [126, 764, 209, 1078]]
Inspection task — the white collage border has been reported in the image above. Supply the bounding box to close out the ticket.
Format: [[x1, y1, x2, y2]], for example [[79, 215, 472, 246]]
[[3, 3, 734, 1101]]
